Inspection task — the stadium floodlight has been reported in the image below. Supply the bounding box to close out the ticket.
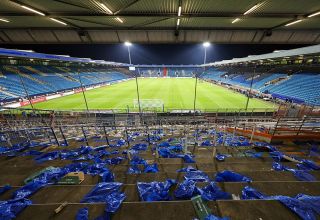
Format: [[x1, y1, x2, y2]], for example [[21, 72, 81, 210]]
[[243, 2, 264, 15], [232, 18, 240, 23], [0, 18, 9, 23], [308, 11, 320, 18], [20, 5, 45, 16], [177, 18, 180, 26], [178, 6, 182, 16], [49, 18, 67, 25], [115, 17, 124, 23], [202, 42, 211, 65], [285, 19, 303, 26], [203, 42, 210, 48], [99, 3, 113, 14], [124, 42, 132, 64]]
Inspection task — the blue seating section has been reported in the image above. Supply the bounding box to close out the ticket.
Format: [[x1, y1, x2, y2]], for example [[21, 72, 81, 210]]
[[263, 74, 320, 105], [139, 68, 197, 77], [0, 65, 129, 101], [201, 70, 320, 106]]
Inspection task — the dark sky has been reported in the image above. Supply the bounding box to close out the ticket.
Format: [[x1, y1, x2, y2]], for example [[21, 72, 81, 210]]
[[0, 43, 310, 65]]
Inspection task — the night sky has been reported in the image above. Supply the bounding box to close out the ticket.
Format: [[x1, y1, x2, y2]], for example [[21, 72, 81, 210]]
[[0, 43, 310, 65]]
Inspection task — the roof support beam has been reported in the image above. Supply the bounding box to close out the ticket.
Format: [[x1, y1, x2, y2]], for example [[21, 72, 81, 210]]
[[52, 0, 92, 11], [114, 0, 140, 15], [0, 12, 305, 18]]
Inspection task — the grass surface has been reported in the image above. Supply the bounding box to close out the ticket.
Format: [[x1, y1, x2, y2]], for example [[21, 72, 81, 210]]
[[29, 78, 276, 112]]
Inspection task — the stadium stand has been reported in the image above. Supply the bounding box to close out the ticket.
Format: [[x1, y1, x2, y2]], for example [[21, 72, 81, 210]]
[[139, 67, 198, 77], [0, 65, 130, 101], [201, 70, 320, 106], [0, 112, 319, 220], [0, 0, 320, 218]]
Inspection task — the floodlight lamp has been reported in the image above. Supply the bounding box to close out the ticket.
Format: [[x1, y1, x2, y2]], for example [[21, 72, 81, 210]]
[[203, 42, 210, 47], [124, 41, 132, 47]]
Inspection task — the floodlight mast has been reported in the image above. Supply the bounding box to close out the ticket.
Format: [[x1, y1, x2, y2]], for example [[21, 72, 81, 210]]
[[124, 42, 142, 115]]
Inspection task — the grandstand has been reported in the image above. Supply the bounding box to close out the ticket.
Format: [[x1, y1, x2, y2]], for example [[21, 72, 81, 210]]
[[0, 0, 320, 220]]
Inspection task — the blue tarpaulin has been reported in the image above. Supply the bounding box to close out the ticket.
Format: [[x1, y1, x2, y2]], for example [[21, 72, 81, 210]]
[[76, 207, 89, 220], [0, 185, 11, 195], [215, 170, 252, 182], [0, 198, 32, 220], [81, 182, 125, 213], [177, 166, 197, 172], [198, 182, 231, 201], [184, 171, 210, 182], [241, 186, 320, 220], [137, 179, 176, 201], [174, 180, 197, 200]]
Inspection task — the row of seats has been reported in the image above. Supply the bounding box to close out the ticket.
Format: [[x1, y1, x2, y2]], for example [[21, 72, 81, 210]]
[[201, 70, 320, 105], [139, 68, 198, 77], [0, 65, 129, 101]]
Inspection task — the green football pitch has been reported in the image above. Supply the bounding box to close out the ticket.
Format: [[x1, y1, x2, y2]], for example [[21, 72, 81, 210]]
[[29, 78, 276, 112]]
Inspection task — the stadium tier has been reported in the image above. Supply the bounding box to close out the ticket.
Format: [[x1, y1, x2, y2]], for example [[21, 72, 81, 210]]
[[0, 65, 130, 102], [201, 70, 320, 106], [138, 67, 200, 77]]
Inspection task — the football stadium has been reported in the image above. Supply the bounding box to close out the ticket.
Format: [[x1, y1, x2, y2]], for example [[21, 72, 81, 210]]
[[0, 1, 320, 220]]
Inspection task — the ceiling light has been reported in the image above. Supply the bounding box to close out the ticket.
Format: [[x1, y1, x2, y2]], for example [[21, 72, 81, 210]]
[[50, 18, 67, 25], [0, 18, 9, 23], [178, 6, 182, 16], [115, 17, 123, 23], [177, 18, 180, 26], [100, 3, 113, 14], [232, 18, 240, 23], [308, 11, 320, 18], [243, 2, 264, 15], [285, 19, 303, 26], [20, 5, 45, 16]]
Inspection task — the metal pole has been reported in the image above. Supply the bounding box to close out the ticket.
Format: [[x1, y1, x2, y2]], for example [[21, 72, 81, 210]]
[[77, 71, 89, 112], [18, 73, 35, 111], [193, 76, 198, 112], [50, 127, 60, 146], [135, 76, 142, 114], [103, 126, 110, 146], [59, 126, 68, 146], [245, 66, 255, 110], [81, 126, 89, 146]]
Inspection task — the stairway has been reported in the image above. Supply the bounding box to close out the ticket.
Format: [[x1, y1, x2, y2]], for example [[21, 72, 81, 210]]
[[0, 90, 18, 98], [4, 66, 48, 85], [23, 66, 48, 76]]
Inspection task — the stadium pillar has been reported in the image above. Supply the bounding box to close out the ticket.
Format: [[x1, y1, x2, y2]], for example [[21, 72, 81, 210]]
[[245, 66, 256, 110]]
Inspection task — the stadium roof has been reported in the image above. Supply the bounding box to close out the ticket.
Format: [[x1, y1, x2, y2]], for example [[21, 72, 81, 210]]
[[0, 47, 128, 66], [0, 0, 319, 44], [206, 44, 320, 66]]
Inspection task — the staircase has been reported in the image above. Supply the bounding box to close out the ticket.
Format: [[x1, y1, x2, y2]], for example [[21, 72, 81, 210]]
[[53, 67, 78, 82], [23, 66, 48, 76], [4, 66, 48, 85], [0, 90, 18, 98]]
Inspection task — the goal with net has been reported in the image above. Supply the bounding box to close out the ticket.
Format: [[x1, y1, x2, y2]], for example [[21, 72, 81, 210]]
[[133, 99, 164, 110]]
